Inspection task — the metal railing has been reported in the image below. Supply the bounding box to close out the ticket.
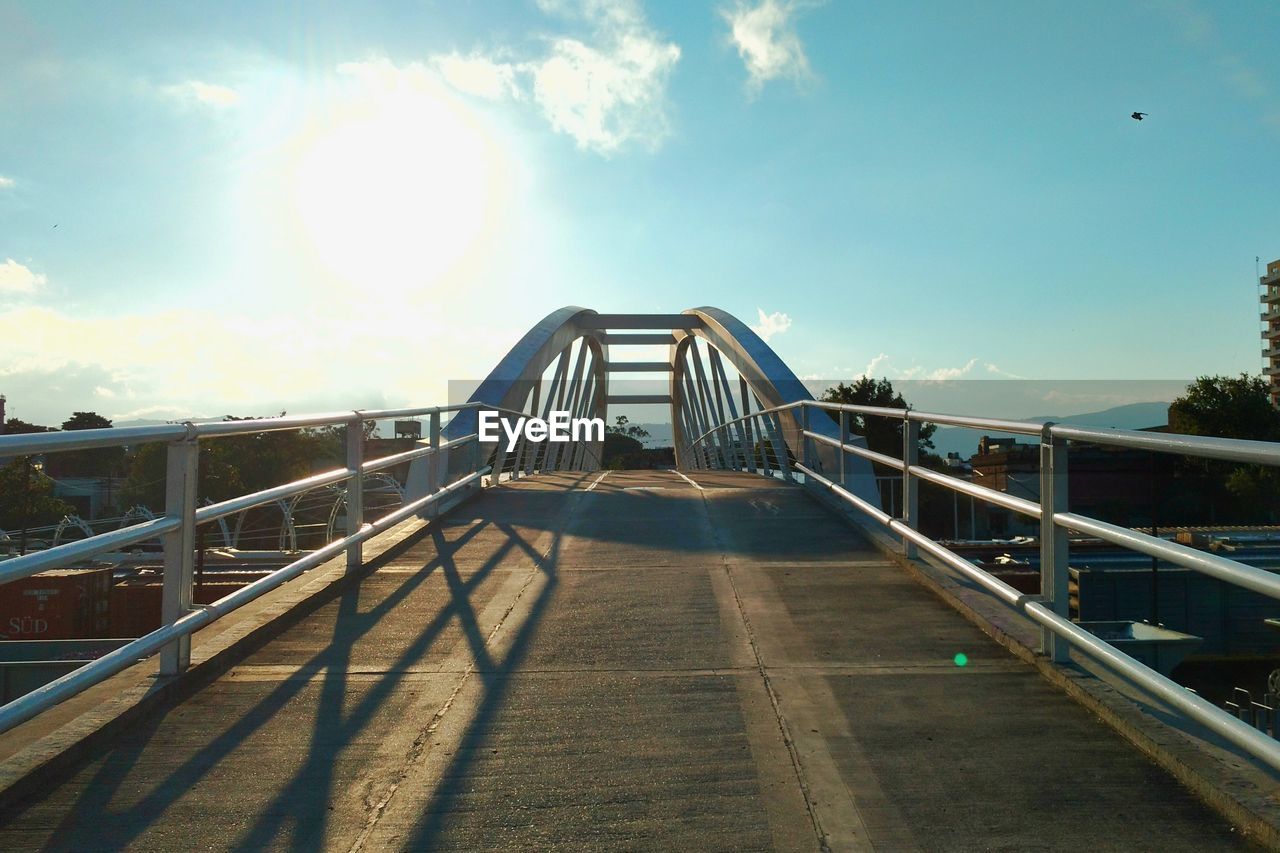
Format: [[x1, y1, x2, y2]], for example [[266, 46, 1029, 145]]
[[686, 400, 1280, 773], [0, 401, 598, 734]]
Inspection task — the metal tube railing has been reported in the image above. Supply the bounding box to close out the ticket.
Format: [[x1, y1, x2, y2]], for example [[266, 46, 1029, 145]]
[[687, 396, 1280, 771], [1051, 424, 1280, 466], [0, 396, 610, 732], [1055, 511, 1280, 600], [0, 516, 181, 584], [908, 463, 1040, 518], [0, 423, 190, 456], [796, 461, 1280, 772], [805, 430, 904, 471], [0, 469, 483, 734], [361, 434, 477, 474]]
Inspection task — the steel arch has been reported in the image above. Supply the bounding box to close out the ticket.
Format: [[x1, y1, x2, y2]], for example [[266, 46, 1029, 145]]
[[406, 307, 609, 500], [406, 305, 876, 505], [671, 307, 878, 504]]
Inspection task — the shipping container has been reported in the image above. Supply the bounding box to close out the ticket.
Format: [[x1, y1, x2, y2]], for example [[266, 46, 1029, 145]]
[[109, 577, 256, 638], [0, 567, 113, 640]]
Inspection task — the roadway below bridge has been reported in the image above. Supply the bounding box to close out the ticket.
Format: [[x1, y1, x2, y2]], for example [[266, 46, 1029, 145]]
[[0, 471, 1251, 850]]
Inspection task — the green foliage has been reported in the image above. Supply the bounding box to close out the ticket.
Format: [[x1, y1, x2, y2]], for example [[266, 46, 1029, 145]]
[[603, 431, 644, 468], [3, 418, 55, 435], [50, 411, 126, 478], [0, 458, 74, 531], [820, 377, 937, 460], [1168, 375, 1280, 522], [122, 416, 346, 512], [1168, 374, 1280, 441], [606, 415, 650, 440], [61, 412, 112, 431]]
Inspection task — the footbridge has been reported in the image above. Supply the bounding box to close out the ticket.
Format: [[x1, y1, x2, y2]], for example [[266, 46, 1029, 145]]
[[1, 307, 1279, 850]]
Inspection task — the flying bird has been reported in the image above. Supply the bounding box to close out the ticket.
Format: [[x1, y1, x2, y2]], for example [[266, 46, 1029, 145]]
[[1131, 112, 1148, 121]]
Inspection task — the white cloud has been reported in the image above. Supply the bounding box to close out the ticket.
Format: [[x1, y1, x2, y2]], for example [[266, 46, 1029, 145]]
[[924, 358, 978, 381], [898, 362, 976, 381], [432, 53, 522, 100], [721, 0, 814, 93], [162, 80, 240, 108], [858, 354, 1007, 382], [862, 353, 891, 378], [750, 307, 792, 341], [0, 259, 47, 294], [0, 175, 13, 189], [985, 362, 1025, 379], [430, 0, 681, 154], [530, 33, 681, 153]]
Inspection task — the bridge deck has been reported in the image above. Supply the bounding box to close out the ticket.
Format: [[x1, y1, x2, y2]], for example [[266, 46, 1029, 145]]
[[0, 471, 1247, 851]]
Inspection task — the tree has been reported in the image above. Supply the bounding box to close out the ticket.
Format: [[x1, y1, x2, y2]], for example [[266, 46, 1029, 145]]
[[121, 415, 345, 512], [820, 378, 936, 461], [1167, 375, 1280, 522], [3, 418, 55, 435], [0, 458, 74, 532], [821, 377, 956, 531], [606, 415, 650, 441], [61, 412, 112, 431], [48, 411, 126, 478], [1168, 374, 1280, 441]]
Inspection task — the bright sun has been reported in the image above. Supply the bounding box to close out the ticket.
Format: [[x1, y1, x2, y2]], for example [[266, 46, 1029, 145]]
[[292, 90, 501, 290]]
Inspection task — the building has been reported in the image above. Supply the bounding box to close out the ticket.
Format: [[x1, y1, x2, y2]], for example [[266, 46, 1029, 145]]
[[1262, 258, 1280, 407], [968, 426, 1175, 537]]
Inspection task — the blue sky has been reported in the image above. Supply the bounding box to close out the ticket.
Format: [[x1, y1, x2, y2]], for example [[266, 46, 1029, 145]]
[[1, 0, 1277, 426]]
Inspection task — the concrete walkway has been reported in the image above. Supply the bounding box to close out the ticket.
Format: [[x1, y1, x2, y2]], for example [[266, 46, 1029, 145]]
[[0, 471, 1251, 850]]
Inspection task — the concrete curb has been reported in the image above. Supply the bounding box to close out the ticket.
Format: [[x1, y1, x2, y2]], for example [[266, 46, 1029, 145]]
[[0, 490, 475, 816], [804, 482, 1280, 852]]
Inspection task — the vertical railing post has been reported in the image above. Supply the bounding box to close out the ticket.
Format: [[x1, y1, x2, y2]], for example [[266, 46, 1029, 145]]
[[346, 414, 364, 571], [800, 403, 812, 470], [838, 409, 850, 489], [427, 410, 442, 493], [758, 415, 771, 478], [160, 435, 198, 676], [1040, 425, 1070, 662], [902, 413, 919, 558]]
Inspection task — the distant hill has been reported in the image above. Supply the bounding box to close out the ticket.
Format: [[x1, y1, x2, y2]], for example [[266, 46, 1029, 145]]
[[928, 401, 1170, 460]]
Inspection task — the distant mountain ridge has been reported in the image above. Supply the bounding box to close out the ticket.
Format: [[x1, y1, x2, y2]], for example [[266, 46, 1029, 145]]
[[928, 401, 1170, 459]]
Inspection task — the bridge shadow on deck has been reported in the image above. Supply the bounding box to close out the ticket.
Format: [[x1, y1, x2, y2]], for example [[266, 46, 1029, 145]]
[[0, 487, 572, 850], [0, 471, 1254, 851]]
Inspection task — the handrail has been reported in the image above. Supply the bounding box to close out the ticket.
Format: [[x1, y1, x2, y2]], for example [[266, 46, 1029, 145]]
[[0, 423, 191, 456], [685, 395, 1280, 772], [0, 396, 604, 734], [0, 470, 484, 734], [362, 434, 477, 474], [0, 516, 181, 584], [0, 403, 486, 457], [796, 459, 1280, 772]]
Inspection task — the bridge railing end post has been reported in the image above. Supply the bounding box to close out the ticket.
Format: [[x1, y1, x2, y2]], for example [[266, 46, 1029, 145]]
[[346, 415, 364, 571], [902, 414, 919, 559], [1040, 425, 1070, 662], [160, 437, 198, 676]]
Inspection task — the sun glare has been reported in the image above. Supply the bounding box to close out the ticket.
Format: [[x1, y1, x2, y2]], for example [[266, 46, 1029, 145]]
[[292, 90, 502, 290]]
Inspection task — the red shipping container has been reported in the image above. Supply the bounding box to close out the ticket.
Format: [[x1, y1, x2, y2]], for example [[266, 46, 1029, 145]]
[[109, 578, 255, 638], [0, 567, 113, 640]]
